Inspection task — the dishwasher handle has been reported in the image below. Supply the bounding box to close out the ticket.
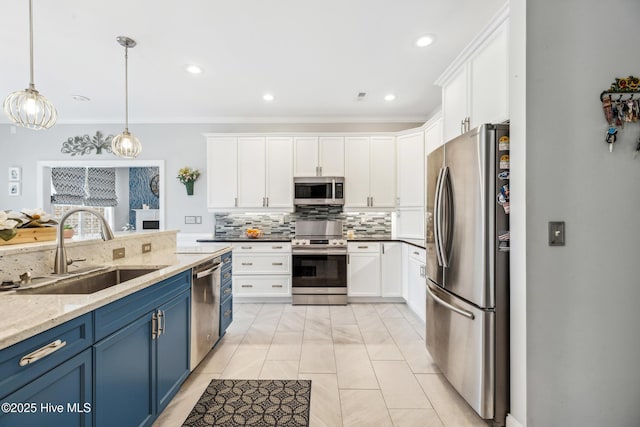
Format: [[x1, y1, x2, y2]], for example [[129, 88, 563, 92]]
[[195, 262, 221, 279]]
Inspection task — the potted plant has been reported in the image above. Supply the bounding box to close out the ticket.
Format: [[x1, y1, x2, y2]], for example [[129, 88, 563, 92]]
[[177, 167, 201, 196], [63, 224, 75, 239]]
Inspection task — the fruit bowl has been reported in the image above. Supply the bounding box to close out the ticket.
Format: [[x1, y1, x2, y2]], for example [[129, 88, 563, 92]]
[[245, 228, 263, 239]]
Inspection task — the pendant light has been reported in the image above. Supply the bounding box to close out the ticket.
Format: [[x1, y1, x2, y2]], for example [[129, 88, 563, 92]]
[[3, 0, 57, 130], [111, 36, 142, 158]]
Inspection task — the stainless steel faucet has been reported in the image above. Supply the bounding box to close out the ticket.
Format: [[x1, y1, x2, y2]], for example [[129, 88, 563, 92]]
[[54, 208, 115, 274]]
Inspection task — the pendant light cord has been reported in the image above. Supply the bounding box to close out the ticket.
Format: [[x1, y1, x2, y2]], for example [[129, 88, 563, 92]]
[[124, 45, 129, 132], [28, 0, 35, 89]]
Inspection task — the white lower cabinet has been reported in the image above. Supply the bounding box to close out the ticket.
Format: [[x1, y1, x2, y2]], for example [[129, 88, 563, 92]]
[[347, 242, 381, 296], [406, 246, 427, 322], [380, 242, 402, 297], [232, 243, 291, 297]]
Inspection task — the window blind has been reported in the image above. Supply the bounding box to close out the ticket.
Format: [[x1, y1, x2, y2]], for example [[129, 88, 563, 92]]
[[50, 167, 86, 205], [85, 168, 118, 207]]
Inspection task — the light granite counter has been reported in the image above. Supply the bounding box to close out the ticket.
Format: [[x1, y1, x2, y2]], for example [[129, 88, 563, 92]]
[[0, 231, 231, 351]]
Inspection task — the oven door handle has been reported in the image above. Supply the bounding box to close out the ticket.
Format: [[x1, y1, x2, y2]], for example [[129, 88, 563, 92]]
[[195, 262, 221, 279], [292, 250, 348, 256]]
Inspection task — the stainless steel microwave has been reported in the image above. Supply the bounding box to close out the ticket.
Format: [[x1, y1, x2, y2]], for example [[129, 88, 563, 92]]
[[293, 177, 344, 206]]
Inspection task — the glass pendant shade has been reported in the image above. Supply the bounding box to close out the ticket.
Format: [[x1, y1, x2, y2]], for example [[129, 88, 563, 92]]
[[3, 0, 56, 130], [111, 130, 142, 159], [3, 86, 57, 130]]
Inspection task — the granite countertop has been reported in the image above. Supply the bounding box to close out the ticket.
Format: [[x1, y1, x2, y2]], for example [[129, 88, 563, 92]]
[[0, 247, 231, 351]]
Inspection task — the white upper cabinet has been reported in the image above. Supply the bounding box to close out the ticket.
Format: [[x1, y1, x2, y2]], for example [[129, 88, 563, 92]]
[[206, 136, 238, 209], [206, 135, 293, 211], [396, 131, 425, 208], [237, 137, 266, 208], [345, 136, 396, 209], [294, 136, 344, 177], [265, 137, 293, 209], [425, 117, 443, 155], [437, 10, 509, 143], [318, 137, 345, 176]]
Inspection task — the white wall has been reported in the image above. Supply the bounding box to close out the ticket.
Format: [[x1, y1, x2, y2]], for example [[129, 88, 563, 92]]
[[0, 122, 419, 232], [526, 0, 640, 426]]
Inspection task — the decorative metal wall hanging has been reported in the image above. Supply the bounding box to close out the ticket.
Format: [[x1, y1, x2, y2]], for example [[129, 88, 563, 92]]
[[61, 131, 114, 156], [600, 76, 640, 155]]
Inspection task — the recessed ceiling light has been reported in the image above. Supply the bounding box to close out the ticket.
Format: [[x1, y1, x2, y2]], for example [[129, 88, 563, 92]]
[[185, 65, 203, 74], [263, 93, 275, 102], [384, 94, 396, 101], [415, 35, 435, 47], [72, 95, 90, 102]]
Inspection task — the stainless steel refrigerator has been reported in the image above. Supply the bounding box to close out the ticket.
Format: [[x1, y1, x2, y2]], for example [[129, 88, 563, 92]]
[[425, 123, 509, 426]]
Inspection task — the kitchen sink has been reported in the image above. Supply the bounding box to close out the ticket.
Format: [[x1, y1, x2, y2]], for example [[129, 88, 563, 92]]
[[15, 267, 165, 295]]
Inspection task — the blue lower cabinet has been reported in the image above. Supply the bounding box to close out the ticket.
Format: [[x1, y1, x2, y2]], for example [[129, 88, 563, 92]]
[[0, 348, 92, 427], [156, 291, 190, 413], [220, 295, 233, 335], [94, 312, 155, 427]]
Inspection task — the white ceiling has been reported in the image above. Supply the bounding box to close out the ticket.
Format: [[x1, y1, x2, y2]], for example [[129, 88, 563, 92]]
[[0, 0, 505, 124]]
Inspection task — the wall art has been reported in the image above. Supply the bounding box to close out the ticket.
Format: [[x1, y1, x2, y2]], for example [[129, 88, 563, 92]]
[[61, 131, 114, 156]]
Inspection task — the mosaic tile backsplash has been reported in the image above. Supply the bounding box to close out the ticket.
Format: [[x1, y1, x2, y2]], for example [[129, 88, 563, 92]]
[[214, 206, 391, 238], [129, 167, 160, 227]]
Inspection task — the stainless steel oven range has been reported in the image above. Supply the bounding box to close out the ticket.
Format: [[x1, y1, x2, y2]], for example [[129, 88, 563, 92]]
[[291, 220, 347, 305]]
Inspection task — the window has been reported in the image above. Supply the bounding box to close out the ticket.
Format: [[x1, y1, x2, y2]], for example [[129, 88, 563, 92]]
[[52, 205, 114, 237]]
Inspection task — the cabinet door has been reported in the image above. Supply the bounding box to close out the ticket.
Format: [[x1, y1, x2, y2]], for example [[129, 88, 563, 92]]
[[396, 132, 424, 208], [206, 137, 237, 209], [94, 312, 155, 427], [237, 137, 266, 208], [370, 137, 396, 207], [157, 291, 191, 413], [396, 208, 425, 240], [407, 257, 426, 322], [469, 22, 509, 128], [347, 253, 381, 296], [381, 242, 402, 297], [266, 137, 293, 209], [425, 118, 443, 155], [344, 137, 370, 208], [318, 137, 345, 176], [293, 137, 319, 177], [0, 348, 92, 427], [442, 66, 468, 143]]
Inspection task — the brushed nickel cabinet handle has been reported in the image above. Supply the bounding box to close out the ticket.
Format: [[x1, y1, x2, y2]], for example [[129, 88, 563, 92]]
[[272, 246, 283, 249], [223, 272, 231, 279], [224, 310, 231, 317], [152, 312, 158, 340], [241, 284, 253, 288], [272, 262, 283, 266], [19, 339, 67, 366], [223, 257, 231, 263], [272, 284, 283, 288], [157, 310, 165, 336], [357, 246, 369, 249], [241, 246, 252, 250], [413, 251, 419, 255], [224, 288, 231, 295], [241, 262, 253, 266]]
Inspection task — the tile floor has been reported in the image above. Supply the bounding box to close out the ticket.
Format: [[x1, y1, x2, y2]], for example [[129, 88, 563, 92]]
[[152, 303, 489, 427]]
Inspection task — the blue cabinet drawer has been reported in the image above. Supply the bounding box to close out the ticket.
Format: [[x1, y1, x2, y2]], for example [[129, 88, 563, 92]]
[[0, 313, 93, 399], [0, 347, 92, 427], [221, 251, 232, 270], [221, 278, 232, 302], [220, 296, 233, 334], [221, 268, 232, 285], [94, 270, 190, 341]]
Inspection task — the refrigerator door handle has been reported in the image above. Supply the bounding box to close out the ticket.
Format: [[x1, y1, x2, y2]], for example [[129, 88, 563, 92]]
[[440, 166, 453, 268], [426, 282, 475, 320], [433, 167, 445, 267]]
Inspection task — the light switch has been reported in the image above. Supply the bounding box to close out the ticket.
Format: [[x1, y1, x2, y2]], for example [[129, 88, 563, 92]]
[[548, 221, 565, 246]]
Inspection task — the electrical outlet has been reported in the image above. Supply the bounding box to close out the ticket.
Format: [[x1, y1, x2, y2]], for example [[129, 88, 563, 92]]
[[142, 243, 152, 253], [113, 247, 126, 259], [195, 216, 202, 224], [185, 216, 196, 224], [548, 221, 565, 246]]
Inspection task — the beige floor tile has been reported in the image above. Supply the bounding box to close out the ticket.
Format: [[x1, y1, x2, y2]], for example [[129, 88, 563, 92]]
[[241, 323, 277, 345], [372, 361, 431, 409], [415, 374, 488, 427], [366, 343, 405, 361], [383, 317, 424, 344], [194, 341, 238, 374], [152, 372, 219, 427], [360, 326, 394, 345], [332, 324, 364, 344], [267, 331, 303, 361], [277, 311, 306, 332], [306, 305, 330, 319], [303, 318, 333, 343], [299, 343, 336, 373], [388, 408, 444, 427], [330, 305, 357, 325], [334, 344, 379, 389], [397, 341, 440, 374], [220, 344, 268, 379], [298, 373, 343, 427], [375, 304, 404, 318], [259, 360, 299, 380], [340, 389, 393, 427]]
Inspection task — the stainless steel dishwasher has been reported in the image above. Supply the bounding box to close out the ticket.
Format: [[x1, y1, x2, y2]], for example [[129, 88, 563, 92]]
[[190, 256, 221, 370]]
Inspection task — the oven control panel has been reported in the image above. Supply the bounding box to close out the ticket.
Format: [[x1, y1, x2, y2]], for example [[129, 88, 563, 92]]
[[291, 239, 347, 247]]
